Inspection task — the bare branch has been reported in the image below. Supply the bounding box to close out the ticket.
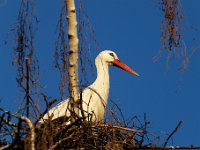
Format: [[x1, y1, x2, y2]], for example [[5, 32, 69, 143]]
[[25, 57, 30, 118], [163, 121, 182, 147]]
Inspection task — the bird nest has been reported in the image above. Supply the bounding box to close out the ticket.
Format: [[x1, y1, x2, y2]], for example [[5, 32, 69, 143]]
[[34, 119, 143, 150], [1, 106, 190, 150], [0, 108, 151, 150]]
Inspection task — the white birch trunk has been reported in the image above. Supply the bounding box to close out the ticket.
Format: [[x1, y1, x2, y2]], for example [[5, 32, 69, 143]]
[[65, 0, 79, 119]]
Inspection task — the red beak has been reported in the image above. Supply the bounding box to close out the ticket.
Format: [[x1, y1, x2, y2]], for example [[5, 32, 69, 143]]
[[112, 59, 139, 76]]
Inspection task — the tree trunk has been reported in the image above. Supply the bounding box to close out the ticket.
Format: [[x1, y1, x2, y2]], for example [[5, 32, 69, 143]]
[[65, 0, 79, 120]]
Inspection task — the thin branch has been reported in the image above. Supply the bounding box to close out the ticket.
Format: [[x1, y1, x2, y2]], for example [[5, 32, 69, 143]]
[[3, 119, 22, 150], [139, 113, 148, 148], [25, 57, 30, 118], [110, 100, 126, 126], [0, 114, 18, 127], [164, 121, 182, 147]]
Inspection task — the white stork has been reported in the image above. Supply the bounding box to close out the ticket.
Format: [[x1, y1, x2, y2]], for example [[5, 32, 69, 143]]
[[39, 50, 139, 124]]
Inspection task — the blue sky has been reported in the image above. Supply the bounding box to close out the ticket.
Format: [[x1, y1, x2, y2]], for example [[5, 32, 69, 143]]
[[0, 0, 200, 146]]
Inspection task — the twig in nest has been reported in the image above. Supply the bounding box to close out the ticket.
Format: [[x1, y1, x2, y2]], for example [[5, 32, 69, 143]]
[[79, 87, 85, 121], [94, 123, 143, 133], [49, 131, 75, 150]]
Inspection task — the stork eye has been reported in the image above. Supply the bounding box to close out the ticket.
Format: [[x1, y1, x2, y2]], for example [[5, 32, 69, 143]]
[[109, 53, 114, 57]]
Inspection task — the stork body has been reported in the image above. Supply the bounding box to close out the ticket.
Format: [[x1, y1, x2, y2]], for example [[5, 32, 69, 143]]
[[39, 50, 138, 123]]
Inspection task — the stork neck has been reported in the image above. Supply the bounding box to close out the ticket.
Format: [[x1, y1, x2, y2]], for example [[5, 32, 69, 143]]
[[91, 57, 110, 104], [95, 58, 109, 86]]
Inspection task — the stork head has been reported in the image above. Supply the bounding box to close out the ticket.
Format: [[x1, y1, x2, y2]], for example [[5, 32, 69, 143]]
[[97, 50, 139, 76]]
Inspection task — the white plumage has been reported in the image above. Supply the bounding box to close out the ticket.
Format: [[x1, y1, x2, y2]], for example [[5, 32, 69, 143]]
[[39, 50, 138, 124]]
